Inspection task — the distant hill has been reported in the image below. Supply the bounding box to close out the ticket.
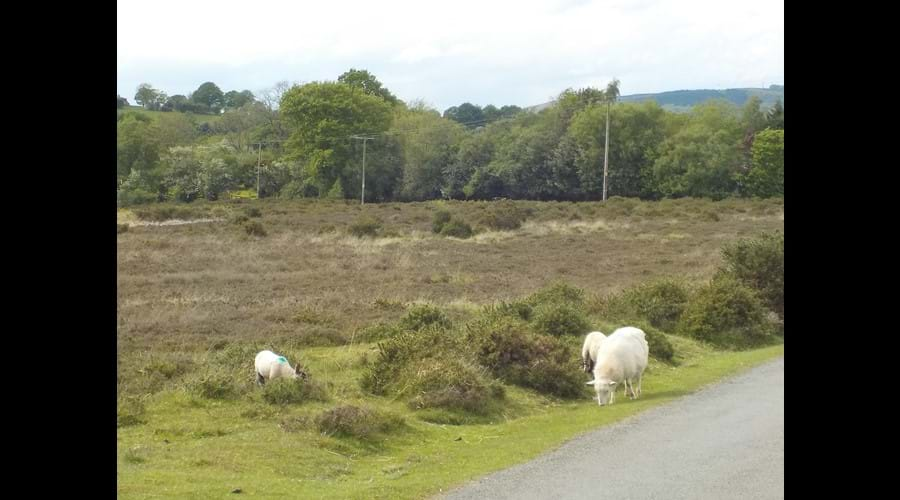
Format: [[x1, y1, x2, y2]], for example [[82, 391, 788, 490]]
[[526, 85, 784, 113]]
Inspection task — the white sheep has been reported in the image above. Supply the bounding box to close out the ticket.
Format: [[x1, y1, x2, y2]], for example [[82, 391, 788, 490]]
[[581, 331, 607, 375], [586, 327, 649, 406], [254, 350, 308, 386]]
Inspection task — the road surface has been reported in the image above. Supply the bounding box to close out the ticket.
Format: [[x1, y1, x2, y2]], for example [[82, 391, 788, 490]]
[[440, 357, 784, 500]]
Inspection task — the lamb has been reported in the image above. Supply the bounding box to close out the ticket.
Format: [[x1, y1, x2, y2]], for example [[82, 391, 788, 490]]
[[585, 327, 649, 406], [581, 331, 607, 374], [254, 350, 308, 386]]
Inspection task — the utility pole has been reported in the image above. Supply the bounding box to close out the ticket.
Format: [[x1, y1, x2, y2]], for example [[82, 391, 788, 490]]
[[350, 135, 375, 205], [256, 142, 262, 199], [602, 101, 610, 201]]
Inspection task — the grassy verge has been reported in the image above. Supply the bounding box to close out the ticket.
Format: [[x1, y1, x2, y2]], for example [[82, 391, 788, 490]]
[[117, 341, 783, 499]]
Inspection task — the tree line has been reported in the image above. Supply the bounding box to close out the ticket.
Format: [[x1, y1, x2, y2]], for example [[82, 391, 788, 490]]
[[117, 69, 784, 205]]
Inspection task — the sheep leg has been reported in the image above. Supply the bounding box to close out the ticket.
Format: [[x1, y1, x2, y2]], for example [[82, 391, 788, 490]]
[[256, 372, 266, 386]]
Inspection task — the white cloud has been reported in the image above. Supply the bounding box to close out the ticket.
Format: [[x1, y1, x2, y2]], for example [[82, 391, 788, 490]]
[[117, 0, 783, 110]]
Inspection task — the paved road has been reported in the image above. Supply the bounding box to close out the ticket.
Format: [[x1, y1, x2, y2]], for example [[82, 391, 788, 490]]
[[440, 357, 784, 500]]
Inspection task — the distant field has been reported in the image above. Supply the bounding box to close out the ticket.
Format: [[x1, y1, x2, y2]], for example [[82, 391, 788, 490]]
[[117, 105, 223, 124], [117, 197, 784, 498]]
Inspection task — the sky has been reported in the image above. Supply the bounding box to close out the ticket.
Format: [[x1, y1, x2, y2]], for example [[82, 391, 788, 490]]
[[117, 0, 783, 112]]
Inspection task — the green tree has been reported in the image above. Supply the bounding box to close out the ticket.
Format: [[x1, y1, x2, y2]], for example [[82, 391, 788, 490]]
[[224, 90, 255, 109], [767, 99, 784, 129], [117, 95, 129, 108], [443, 103, 485, 126], [215, 102, 268, 152], [569, 101, 667, 199], [602, 78, 620, 200], [337, 69, 399, 104], [392, 102, 465, 200], [740, 129, 783, 197], [191, 82, 225, 113], [280, 81, 394, 198], [117, 113, 160, 179], [650, 100, 743, 199], [134, 83, 164, 110]]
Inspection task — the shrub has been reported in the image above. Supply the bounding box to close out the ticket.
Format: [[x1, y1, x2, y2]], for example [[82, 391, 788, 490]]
[[349, 215, 382, 238], [243, 221, 267, 236], [440, 219, 474, 239], [483, 301, 533, 322], [188, 371, 240, 400], [479, 201, 529, 231], [466, 316, 585, 398], [315, 406, 405, 439], [676, 276, 773, 347], [398, 304, 451, 331], [432, 209, 452, 233], [244, 206, 262, 218], [117, 223, 129, 234], [262, 378, 329, 405], [525, 282, 586, 308], [361, 326, 455, 395], [532, 303, 590, 337], [608, 278, 692, 332], [405, 357, 503, 414], [719, 231, 783, 320], [361, 326, 503, 414], [230, 213, 249, 225]]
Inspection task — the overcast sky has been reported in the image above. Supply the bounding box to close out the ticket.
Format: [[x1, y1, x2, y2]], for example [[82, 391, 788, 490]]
[[117, 0, 783, 111]]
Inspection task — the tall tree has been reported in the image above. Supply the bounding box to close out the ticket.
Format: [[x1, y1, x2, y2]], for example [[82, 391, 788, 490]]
[[280, 81, 394, 198], [191, 82, 225, 113], [337, 69, 399, 104], [767, 99, 784, 129], [134, 83, 162, 109], [224, 90, 255, 110], [443, 103, 485, 126], [602, 78, 620, 201], [740, 129, 783, 197]]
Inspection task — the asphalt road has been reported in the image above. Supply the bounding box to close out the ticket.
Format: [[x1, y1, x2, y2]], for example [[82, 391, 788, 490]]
[[440, 357, 784, 500]]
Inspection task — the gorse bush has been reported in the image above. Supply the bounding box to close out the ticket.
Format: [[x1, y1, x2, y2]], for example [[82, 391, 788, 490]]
[[478, 201, 530, 231], [531, 303, 590, 337], [440, 219, 474, 239], [465, 316, 585, 398], [188, 370, 240, 400], [348, 215, 382, 238], [361, 326, 504, 414], [525, 282, 586, 308], [605, 278, 692, 332], [676, 275, 773, 347], [432, 209, 452, 233], [243, 221, 267, 236], [262, 378, 329, 405], [398, 304, 451, 331], [719, 231, 783, 321], [315, 405, 405, 440]]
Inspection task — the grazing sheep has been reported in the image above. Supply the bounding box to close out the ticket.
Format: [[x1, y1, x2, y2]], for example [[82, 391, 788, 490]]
[[581, 331, 607, 374], [586, 327, 649, 406], [254, 350, 308, 386]]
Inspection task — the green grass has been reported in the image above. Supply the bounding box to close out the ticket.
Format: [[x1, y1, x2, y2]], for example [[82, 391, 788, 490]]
[[117, 340, 783, 499], [117, 198, 784, 497], [117, 105, 223, 124]]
